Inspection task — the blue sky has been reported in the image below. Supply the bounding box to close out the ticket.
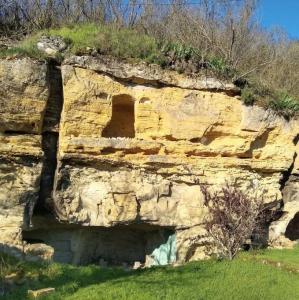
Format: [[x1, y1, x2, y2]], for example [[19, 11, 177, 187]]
[[259, 0, 299, 39], [123, 0, 299, 39]]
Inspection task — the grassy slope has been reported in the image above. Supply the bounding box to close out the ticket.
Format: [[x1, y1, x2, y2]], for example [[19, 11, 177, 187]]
[[245, 246, 299, 269], [0, 24, 162, 64], [1, 246, 298, 300]]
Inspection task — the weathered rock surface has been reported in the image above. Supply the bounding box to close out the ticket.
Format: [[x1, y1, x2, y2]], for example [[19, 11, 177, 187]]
[[269, 144, 299, 247], [37, 35, 67, 56], [0, 58, 48, 254], [63, 55, 238, 92], [0, 55, 298, 265], [0, 58, 49, 134], [28, 287, 55, 299]]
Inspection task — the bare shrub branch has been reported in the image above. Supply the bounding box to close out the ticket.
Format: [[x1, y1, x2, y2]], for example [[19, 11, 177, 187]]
[[200, 181, 265, 260]]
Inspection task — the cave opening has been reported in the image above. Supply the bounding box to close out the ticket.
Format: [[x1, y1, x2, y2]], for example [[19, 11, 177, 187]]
[[285, 212, 299, 241], [22, 224, 176, 267], [102, 94, 135, 138]]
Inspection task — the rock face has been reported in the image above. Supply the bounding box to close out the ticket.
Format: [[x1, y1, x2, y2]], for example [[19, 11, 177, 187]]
[[0, 55, 298, 265], [269, 144, 299, 248], [0, 58, 48, 254], [0, 58, 49, 133]]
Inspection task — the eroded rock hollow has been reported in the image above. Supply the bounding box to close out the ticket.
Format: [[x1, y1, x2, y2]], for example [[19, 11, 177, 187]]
[[0, 56, 298, 266]]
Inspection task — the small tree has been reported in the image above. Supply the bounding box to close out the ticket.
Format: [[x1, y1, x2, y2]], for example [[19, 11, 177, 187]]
[[200, 182, 264, 260]]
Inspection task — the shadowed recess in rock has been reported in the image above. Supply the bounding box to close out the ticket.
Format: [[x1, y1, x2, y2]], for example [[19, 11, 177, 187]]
[[22, 224, 175, 266], [285, 212, 299, 241], [42, 63, 64, 132], [34, 132, 58, 213], [102, 94, 135, 138], [34, 63, 64, 213]]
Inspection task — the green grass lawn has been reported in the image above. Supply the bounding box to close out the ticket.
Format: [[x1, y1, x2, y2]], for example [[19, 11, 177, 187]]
[[1, 246, 298, 300], [243, 246, 299, 269]]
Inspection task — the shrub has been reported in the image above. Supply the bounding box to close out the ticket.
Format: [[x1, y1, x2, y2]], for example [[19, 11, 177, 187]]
[[208, 57, 235, 79], [268, 94, 299, 119], [241, 87, 256, 105], [200, 182, 264, 260], [160, 42, 200, 61]]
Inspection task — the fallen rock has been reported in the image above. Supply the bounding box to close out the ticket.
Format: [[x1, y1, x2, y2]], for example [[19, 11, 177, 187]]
[[37, 35, 68, 56], [133, 261, 142, 270], [4, 273, 18, 286], [24, 243, 54, 262], [28, 287, 55, 299], [4, 271, 26, 286]]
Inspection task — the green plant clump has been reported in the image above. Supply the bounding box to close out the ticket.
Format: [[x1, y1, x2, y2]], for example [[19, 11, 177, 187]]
[[269, 93, 299, 119], [241, 86, 257, 105], [160, 42, 200, 60], [0, 23, 162, 63], [208, 57, 235, 79]]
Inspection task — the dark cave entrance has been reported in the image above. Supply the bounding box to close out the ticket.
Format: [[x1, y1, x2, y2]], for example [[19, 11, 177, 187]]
[[285, 212, 299, 241], [23, 224, 176, 266], [102, 94, 135, 138]]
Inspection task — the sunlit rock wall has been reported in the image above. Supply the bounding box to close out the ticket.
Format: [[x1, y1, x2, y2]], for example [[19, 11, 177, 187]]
[[0, 55, 298, 264], [0, 58, 48, 251]]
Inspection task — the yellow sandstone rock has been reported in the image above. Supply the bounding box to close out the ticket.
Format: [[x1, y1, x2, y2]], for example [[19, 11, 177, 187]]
[[51, 58, 298, 261], [0, 58, 47, 254], [28, 288, 55, 299], [0, 55, 298, 264]]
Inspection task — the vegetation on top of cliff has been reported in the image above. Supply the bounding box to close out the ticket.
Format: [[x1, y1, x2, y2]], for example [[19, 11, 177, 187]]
[[241, 85, 299, 119], [0, 0, 298, 118], [0, 23, 236, 80], [1, 247, 299, 299]]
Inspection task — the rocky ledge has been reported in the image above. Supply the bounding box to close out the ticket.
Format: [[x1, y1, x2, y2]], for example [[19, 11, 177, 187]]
[[0, 55, 298, 266]]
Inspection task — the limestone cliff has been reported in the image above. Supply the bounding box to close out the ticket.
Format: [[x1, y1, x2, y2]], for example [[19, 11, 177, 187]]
[[0, 58, 47, 256], [0, 55, 298, 265]]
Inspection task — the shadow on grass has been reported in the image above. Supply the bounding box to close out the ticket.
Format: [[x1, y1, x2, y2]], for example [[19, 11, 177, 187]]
[[1, 255, 216, 300]]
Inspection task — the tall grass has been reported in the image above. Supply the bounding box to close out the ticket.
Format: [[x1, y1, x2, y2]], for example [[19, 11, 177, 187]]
[[0, 23, 162, 64]]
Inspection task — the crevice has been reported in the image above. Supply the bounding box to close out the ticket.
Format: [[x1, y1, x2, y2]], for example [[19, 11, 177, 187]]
[[34, 132, 59, 214], [280, 152, 297, 191], [100, 147, 159, 155], [185, 151, 218, 157], [3, 130, 39, 135], [34, 62, 64, 214], [293, 134, 299, 145], [165, 135, 179, 141], [285, 212, 299, 240], [0, 155, 41, 166], [189, 137, 201, 143], [42, 63, 64, 133]]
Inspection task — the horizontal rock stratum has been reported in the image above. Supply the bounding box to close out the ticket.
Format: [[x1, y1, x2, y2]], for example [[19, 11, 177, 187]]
[[0, 55, 298, 265]]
